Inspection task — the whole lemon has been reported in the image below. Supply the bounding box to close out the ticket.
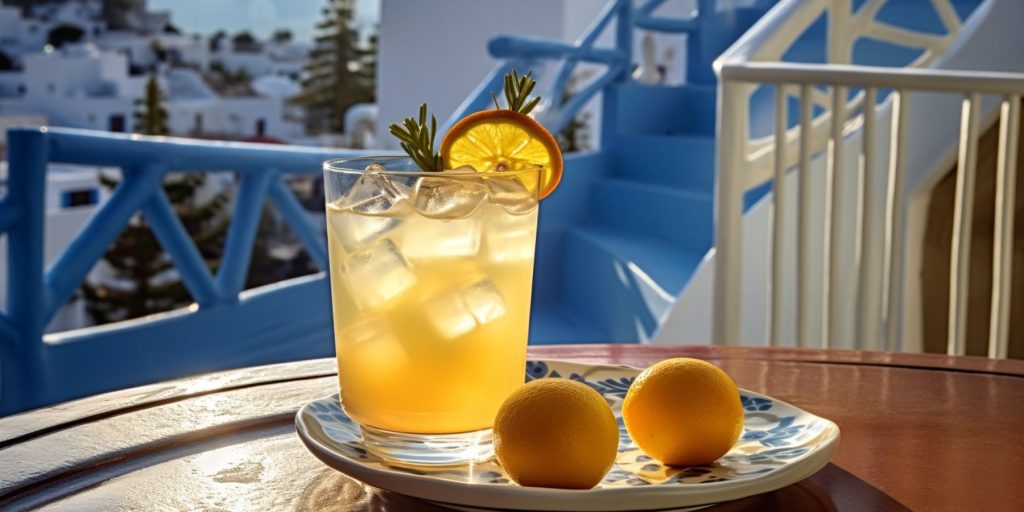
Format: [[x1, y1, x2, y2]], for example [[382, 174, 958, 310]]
[[622, 358, 743, 466], [493, 379, 619, 489]]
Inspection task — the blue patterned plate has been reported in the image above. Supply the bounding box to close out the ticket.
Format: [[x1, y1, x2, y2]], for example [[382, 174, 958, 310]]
[[295, 360, 840, 511]]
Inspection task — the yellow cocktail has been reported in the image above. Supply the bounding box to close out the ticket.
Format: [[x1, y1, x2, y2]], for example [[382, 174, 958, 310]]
[[323, 157, 540, 464]]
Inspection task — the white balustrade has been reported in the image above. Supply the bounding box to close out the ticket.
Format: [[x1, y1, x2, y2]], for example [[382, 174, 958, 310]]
[[712, 0, 1024, 358]]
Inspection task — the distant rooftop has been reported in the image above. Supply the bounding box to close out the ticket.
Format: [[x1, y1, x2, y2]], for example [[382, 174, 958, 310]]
[[164, 68, 215, 101]]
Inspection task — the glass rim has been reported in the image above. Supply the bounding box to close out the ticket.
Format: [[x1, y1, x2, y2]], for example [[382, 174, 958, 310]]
[[323, 156, 543, 178]]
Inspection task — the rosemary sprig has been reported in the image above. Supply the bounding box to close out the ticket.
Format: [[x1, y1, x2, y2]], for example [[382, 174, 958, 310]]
[[388, 102, 442, 172], [390, 71, 544, 172], [501, 69, 541, 115]]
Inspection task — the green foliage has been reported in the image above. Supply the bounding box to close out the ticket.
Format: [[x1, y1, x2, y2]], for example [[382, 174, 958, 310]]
[[134, 75, 169, 136], [389, 103, 442, 173], [293, 0, 376, 134], [82, 77, 232, 324], [498, 69, 541, 115], [82, 172, 231, 324]]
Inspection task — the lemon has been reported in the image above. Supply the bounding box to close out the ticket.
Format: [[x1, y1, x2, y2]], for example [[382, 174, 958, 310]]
[[623, 358, 744, 466], [493, 379, 618, 489], [440, 109, 563, 199]]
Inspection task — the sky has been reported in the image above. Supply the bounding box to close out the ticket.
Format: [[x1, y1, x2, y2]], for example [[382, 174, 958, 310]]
[[148, 0, 380, 44]]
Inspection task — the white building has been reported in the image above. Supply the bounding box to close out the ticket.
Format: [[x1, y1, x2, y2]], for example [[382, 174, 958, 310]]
[[96, 30, 213, 73], [0, 42, 300, 140], [0, 0, 107, 66], [209, 38, 311, 82], [0, 45, 140, 132], [0, 68, 24, 98]]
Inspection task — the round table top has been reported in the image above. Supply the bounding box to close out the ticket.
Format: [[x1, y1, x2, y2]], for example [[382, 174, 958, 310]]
[[1, 345, 1022, 511]]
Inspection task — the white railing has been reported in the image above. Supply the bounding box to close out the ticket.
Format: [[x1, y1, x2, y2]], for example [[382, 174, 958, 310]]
[[721, 0, 968, 190], [712, 0, 1024, 358]]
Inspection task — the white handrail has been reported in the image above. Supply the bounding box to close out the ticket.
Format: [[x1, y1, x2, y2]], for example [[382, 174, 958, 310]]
[[715, 0, 827, 66], [717, 0, 972, 196], [720, 62, 1024, 93], [712, 0, 1024, 358]]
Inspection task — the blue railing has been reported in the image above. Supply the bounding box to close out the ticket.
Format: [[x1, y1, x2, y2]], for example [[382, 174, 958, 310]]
[[1, 127, 388, 414], [443, 0, 631, 136], [443, 0, 772, 136]]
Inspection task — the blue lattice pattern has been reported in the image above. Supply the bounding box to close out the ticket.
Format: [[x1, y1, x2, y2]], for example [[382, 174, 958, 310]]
[[0, 127, 384, 414]]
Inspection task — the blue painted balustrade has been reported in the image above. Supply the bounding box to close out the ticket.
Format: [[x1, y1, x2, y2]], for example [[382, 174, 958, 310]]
[[0, 127, 384, 414]]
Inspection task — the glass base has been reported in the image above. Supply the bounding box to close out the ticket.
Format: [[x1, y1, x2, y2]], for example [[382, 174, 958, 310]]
[[359, 424, 495, 466]]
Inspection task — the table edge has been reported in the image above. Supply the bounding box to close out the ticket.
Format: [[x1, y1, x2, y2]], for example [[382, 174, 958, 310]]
[[2, 345, 1020, 447]]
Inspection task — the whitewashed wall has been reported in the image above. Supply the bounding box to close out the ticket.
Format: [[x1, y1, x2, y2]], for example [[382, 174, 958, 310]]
[[377, 0, 598, 148]]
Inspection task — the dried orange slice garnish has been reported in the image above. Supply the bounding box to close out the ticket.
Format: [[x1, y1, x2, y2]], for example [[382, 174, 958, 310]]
[[441, 110, 563, 200]]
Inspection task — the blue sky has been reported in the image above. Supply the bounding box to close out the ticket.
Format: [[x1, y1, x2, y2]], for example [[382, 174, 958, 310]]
[[149, 0, 380, 44]]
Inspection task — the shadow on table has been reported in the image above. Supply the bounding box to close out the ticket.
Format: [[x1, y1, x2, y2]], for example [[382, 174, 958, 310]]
[[296, 463, 909, 511], [708, 464, 910, 511]]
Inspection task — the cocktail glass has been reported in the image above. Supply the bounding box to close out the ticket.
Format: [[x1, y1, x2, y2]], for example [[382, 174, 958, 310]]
[[323, 157, 541, 465]]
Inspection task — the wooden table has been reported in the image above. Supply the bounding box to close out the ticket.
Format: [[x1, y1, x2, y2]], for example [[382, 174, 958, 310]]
[[1, 345, 1022, 511]]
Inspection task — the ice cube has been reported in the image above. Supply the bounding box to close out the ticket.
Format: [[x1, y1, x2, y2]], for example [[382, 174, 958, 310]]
[[483, 207, 537, 263], [463, 279, 507, 324], [421, 287, 478, 338], [421, 278, 507, 338], [340, 173, 411, 217], [401, 214, 481, 261], [342, 238, 417, 310], [338, 314, 393, 346], [412, 175, 488, 219], [327, 202, 400, 253], [485, 177, 538, 215]]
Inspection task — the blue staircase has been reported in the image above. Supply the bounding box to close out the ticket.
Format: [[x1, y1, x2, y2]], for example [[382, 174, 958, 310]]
[[529, 84, 720, 344], [523, 0, 985, 344], [525, 2, 770, 344]]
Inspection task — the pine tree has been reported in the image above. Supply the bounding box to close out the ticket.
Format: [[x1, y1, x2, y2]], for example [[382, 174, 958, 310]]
[[135, 76, 169, 134], [82, 76, 230, 324], [294, 0, 376, 134]]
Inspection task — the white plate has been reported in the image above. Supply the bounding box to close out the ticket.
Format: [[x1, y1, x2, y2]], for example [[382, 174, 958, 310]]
[[295, 360, 840, 511]]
